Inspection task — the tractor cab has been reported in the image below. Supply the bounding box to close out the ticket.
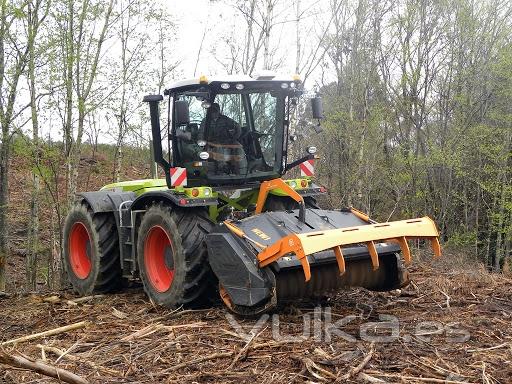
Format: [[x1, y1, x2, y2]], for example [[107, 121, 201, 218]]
[[145, 74, 316, 188]]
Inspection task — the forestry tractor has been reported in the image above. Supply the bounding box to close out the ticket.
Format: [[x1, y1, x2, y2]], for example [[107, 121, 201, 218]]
[[62, 74, 441, 316]]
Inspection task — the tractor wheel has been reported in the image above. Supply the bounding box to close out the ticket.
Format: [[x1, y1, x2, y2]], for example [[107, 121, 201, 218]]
[[136, 203, 214, 307], [62, 202, 123, 294]]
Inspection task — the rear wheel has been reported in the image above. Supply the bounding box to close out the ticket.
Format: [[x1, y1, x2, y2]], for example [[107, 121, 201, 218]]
[[62, 203, 122, 294], [137, 203, 214, 307]]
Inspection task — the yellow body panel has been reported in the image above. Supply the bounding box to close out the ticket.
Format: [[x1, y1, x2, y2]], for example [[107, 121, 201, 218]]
[[295, 217, 439, 255], [256, 216, 441, 281]]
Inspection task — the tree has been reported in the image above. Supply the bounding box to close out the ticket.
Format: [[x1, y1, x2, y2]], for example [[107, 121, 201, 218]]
[[67, 0, 115, 204], [215, 0, 294, 75], [108, 1, 178, 182], [314, 0, 511, 269], [0, 0, 48, 291], [26, 0, 50, 290]]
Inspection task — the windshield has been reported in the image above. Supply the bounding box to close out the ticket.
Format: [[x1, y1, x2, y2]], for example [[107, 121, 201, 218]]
[[173, 89, 285, 185]]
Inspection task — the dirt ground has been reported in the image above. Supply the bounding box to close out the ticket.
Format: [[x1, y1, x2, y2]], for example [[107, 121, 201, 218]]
[[1, 256, 511, 384]]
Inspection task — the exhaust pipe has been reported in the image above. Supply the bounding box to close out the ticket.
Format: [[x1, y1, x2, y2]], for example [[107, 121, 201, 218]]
[[143, 94, 170, 184]]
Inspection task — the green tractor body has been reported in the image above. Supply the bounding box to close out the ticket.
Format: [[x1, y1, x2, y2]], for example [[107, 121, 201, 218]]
[[63, 74, 441, 315]]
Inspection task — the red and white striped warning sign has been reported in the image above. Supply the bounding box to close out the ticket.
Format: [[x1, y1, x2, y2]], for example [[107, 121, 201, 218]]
[[170, 167, 187, 187], [299, 159, 315, 177]]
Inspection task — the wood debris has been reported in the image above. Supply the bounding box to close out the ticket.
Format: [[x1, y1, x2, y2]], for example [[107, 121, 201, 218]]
[[0, 261, 511, 383]]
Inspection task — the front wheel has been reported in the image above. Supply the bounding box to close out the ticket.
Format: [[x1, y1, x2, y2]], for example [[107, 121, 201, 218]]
[[136, 203, 214, 307]]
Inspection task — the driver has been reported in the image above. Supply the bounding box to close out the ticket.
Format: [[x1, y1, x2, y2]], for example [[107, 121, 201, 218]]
[[201, 103, 247, 174], [202, 103, 241, 143]]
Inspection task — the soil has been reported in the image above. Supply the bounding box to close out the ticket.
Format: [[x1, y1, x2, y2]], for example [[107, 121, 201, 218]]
[[1, 257, 511, 383]]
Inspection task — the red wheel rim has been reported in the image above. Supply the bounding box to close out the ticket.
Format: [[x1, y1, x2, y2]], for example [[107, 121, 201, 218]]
[[144, 225, 174, 292], [69, 222, 92, 279]]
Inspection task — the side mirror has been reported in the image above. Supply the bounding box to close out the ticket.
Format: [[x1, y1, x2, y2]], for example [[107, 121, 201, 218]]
[[311, 97, 323, 119], [175, 100, 190, 125]]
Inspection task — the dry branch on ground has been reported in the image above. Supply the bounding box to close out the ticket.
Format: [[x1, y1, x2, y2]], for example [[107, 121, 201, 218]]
[[1, 260, 511, 383]]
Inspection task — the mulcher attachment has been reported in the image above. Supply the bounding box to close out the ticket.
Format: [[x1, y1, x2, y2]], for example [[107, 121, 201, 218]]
[[206, 206, 441, 316]]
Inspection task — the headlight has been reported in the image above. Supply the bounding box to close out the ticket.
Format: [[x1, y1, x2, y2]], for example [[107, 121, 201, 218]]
[[289, 181, 297, 188], [306, 146, 317, 154], [199, 151, 210, 160], [204, 188, 211, 196]]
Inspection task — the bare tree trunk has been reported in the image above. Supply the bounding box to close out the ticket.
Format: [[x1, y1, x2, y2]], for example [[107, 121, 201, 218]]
[[64, 0, 75, 206], [69, 103, 86, 203], [27, 116, 41, 290], [262, 0, 274, 70], [0, 0, 36, 291], [68, 0, 114, 204], [0, 0, 10, 292], [0, 128, 8, 292], [26, 0, 48, 291], [295, 0, 300, 74]]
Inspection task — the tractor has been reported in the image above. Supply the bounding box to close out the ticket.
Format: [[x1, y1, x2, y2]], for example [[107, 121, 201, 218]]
[[62, 73, 441, 316]]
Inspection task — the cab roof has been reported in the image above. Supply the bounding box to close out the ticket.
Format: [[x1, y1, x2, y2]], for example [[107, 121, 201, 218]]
[[166, 73, 301, 91]]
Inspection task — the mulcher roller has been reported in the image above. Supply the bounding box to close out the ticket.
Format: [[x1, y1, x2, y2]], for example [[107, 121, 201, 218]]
[[206, 208, 440, 316]]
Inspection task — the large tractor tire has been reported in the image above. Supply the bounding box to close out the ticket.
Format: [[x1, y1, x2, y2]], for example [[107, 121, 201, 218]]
[[136, 203, 214, 307], [62, 203, 123, 294]]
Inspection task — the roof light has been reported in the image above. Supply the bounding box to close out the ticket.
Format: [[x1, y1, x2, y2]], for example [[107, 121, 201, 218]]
[[292, 74, 301, 82], [235, 83, 244, 90], [253, 70, 276, 80], [281, 82, 289, 89], [199, 74, 208, 84], [220, 83, 230, 89]]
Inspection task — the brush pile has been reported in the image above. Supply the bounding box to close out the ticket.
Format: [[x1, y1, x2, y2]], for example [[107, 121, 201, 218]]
[[1, 257, 511, 383]]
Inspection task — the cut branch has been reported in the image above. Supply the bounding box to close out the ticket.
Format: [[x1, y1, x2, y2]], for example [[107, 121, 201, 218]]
[[1, 321, 87, 346], [0, 350, 88, 384]]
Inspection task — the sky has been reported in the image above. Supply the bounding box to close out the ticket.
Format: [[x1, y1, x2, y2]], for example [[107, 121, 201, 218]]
[[165, 0, 328, 82], [170, 0, 231, 77]]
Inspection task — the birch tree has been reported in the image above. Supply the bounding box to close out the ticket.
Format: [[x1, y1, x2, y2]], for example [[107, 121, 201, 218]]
[[26, 0, 50, 290], [0, 0, 48, 291]]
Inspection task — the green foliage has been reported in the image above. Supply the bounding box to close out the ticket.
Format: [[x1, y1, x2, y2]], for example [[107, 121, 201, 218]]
[[445, 230, 478, 248], [312, 0, 512, 267]]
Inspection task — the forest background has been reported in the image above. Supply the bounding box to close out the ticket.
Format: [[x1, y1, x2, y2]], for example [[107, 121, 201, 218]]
[[0, 0, 510, 292]]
